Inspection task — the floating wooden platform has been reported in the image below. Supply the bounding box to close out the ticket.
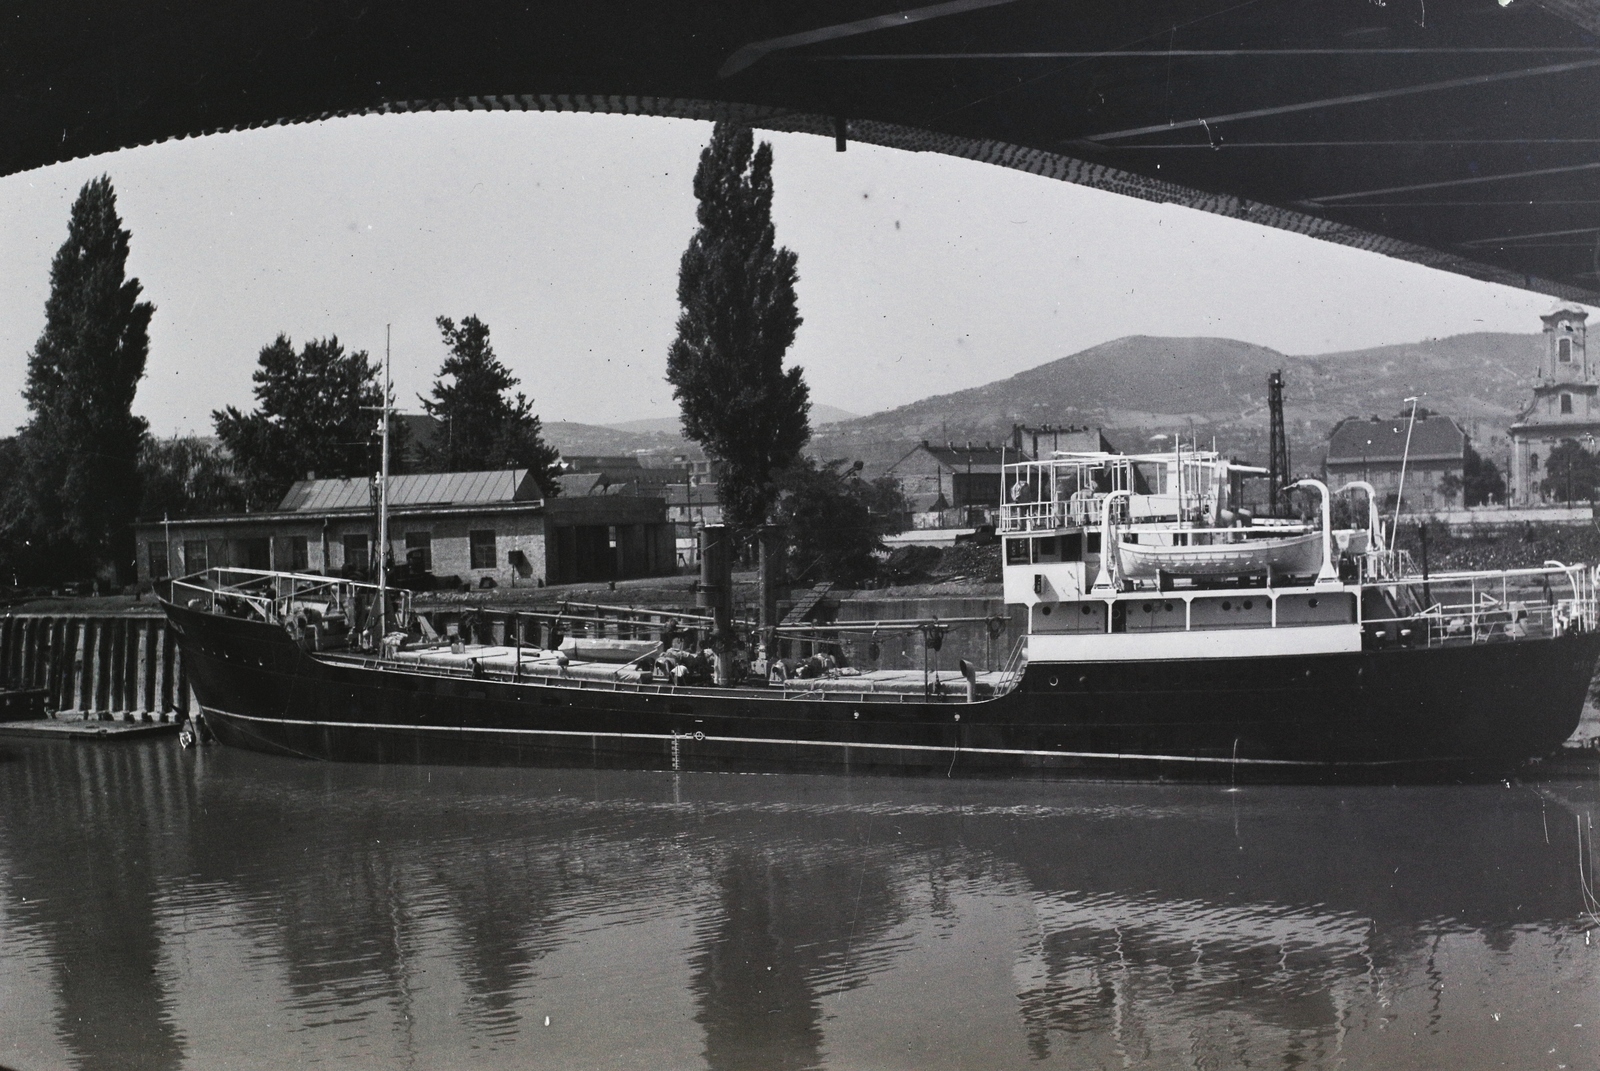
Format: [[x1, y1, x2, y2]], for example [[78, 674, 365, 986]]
[[0, 713, 178, 740]]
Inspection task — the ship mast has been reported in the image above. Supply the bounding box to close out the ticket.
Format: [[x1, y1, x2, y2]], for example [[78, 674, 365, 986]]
[[376, 325, 392, 642]]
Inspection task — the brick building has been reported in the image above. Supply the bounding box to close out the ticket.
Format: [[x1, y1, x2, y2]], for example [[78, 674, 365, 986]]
[[135, 469, 675, 588]]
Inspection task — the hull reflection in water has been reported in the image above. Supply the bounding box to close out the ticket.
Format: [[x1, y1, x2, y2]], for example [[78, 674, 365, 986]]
[[0, 739, 1597, 1070]]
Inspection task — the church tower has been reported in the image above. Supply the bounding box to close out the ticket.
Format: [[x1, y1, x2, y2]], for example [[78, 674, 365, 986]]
[[1509, 303, 1596, 504]]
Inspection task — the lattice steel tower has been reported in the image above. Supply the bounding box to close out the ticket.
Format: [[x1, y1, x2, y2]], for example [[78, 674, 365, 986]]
[[1267, 370, 1290, 516]]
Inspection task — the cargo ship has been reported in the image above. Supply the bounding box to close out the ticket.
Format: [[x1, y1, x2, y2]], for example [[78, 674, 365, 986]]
[[158, 446, 1600, 782]]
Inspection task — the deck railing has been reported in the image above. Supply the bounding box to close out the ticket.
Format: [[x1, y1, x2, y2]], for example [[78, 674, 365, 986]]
[[1360, 562, 1598, 647], [1000, 496, 1121, 534], [167, 568, 415, 648]]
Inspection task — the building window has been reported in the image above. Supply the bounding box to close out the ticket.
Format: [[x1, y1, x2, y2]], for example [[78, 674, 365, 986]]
[[147, 541, 169, 579], [183, 540, 208, 573], [1531, 453, 1540, 472], [1562, 393, 1573, 414], [404, 531, 432, 571], [1559, 337, 1573, 362], [470, 530, 497, 569], [342, 533, 369, 572], [287, 535, 309, 572]]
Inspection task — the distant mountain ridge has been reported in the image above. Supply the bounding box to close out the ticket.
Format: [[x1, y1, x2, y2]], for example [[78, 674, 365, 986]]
[[543, 333, 1546, 471], [813, 332, 1544, 469]]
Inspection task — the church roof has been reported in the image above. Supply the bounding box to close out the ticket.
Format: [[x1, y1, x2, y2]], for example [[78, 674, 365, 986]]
[[1542, 301, 1590, 323]]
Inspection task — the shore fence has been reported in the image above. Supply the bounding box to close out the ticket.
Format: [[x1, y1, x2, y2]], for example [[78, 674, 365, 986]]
[[0, 613, 191, 721]]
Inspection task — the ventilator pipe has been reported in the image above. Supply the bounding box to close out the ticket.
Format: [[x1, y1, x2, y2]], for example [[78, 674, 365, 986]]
[[1334, 480, 1382, 543], [1091, 490, 1131, 593], [1289, 478, 1340, 585]]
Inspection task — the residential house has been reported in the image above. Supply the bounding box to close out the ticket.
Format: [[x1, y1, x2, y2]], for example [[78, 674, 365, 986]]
[[1324, 414, 1467, 513]]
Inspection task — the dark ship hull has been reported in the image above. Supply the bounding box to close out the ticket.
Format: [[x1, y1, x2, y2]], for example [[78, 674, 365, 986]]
[[163, 598, 1600, 783]]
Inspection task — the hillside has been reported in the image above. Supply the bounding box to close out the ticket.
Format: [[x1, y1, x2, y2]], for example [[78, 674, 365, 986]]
[[541, 421, 683, 457], [608, 403, 858, 436], [545, 333, 1546, 472], [815, 332, 1544, 470]]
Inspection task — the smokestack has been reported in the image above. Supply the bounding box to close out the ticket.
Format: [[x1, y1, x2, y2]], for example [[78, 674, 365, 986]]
[[698, 524, 734, 684]]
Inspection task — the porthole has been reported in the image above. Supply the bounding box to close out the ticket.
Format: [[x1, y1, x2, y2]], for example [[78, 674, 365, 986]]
[[1142, 602, 1153, 613], [1049, 676, 1060, 687], [1163, 601, 1173, 612], [1308, 598, 1319, 608], [1041, 605, 1052, 616], [1221, 600, 1232, 611], [1243, 600, 1253, 611], [1081, 604, 1093, 615]]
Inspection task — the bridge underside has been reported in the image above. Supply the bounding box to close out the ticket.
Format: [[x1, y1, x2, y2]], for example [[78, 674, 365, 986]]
[[5, 1, 1599, 301]]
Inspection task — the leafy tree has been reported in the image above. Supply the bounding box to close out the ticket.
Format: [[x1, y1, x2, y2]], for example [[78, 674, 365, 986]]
[[10, 176, 153, 583], [1462, 439, 1506, 507], [1436, 473, 1464, 506], [1539, 438, 1600, 503], [213, 334, 392, 509], [417, 315, 561, 495], [667, 122, 810, 533], [776, 459, 905, 586], [138, 437, 247, 518]]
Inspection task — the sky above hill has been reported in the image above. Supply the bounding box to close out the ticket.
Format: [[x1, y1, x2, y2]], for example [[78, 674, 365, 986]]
[[0, 110, 1589, 438]]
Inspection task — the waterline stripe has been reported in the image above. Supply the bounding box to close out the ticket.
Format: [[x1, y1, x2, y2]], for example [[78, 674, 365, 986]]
[[200, 707, 1448, 768]]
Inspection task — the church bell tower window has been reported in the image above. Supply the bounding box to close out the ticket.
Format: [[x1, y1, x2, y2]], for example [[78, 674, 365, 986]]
[[1559, 336, 1572, 363]]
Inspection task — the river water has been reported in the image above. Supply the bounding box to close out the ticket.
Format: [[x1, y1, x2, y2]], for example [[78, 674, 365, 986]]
[[1, 738, 1597, 1071]]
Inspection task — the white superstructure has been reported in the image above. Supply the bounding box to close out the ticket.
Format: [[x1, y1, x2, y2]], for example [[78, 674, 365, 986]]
[[999, 450, 1596, 662]]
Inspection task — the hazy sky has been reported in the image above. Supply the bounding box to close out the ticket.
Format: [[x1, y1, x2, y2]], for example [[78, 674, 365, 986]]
[[0, 110, 1587, 438]]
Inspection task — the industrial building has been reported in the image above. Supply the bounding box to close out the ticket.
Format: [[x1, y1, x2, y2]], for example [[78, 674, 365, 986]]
[[136, 469, 675, 588]]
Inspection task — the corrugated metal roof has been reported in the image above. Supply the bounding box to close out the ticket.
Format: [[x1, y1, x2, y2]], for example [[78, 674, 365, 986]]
[[278, 469, 534, 511]]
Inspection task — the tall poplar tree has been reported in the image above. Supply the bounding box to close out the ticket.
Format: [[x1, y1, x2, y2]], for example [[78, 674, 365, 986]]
[[666, 122, 810, 533], [417, 315, 561, 496], [14, 176, 153, 583]]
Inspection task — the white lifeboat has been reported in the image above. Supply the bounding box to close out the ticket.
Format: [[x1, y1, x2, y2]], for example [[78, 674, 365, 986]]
[[1116, 529, 1327, 579]]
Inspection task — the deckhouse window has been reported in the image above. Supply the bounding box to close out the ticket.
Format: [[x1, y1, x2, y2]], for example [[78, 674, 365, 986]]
[[1005, 538, 1030, 566]]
